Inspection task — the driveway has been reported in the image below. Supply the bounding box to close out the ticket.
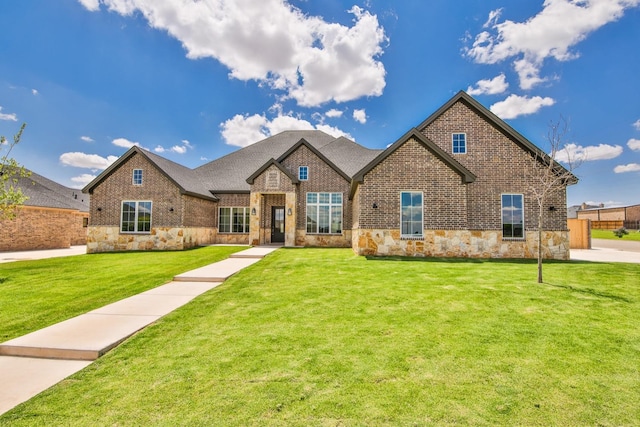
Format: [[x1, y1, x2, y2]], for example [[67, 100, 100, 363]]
[[0, 246, 87, 263], [571, 238, 640, 264]]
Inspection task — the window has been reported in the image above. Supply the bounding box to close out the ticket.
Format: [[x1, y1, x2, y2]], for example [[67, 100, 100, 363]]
[[133, 169, 143, 185], [121, 201, 152, 233], [452, 133, 466, 154], [219, 207, 250, 233], [298, 166, 308, 181], [502, 194, 524, 239], [82, 217, 89, 228], [306, 192, 342, 234], [401, 191, 423, 238]]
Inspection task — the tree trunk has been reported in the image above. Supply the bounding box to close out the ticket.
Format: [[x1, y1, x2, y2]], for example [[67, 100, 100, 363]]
[[537, 207, 543, 283]]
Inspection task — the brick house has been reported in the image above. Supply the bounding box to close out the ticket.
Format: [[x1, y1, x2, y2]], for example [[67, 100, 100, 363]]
[[83, 91, 576, 259], [0, 170, 89, 251], [576, 203, 640, 229]]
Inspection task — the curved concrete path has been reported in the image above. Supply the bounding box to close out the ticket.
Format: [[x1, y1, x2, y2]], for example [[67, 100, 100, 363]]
[[0, 246, 278, 415]]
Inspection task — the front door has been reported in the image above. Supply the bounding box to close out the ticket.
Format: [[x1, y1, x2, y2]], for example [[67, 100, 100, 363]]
[[271, 206, 285, 243]]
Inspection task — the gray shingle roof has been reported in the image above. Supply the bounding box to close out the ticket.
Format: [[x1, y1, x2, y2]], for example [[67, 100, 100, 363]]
[[196, 130, 342, 192], [318, 137, 383, 177], [14, 170, 90, 212]]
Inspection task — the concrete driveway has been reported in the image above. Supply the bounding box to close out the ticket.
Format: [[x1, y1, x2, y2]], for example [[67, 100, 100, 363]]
[[571, 238, 640, 263]]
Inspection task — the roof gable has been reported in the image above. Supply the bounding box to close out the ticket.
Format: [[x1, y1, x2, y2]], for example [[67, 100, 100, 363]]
[[418, 90, 577, 184], [82, 147, 217, 201], [353, 128, 476, 188], [246, 158, 299, 185], [276, 138, 351, 182]]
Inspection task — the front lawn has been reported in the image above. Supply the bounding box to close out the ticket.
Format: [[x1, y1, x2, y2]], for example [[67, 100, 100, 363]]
[[592, 228, 640, 241], [3, 249, 639, 426], [0, 246, 246, 341]]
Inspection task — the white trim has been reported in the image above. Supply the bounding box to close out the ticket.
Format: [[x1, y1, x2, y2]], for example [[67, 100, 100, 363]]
[[400, 191, 423, 239], [305, 192, 343, 234], [120, 200, 152, 234], [132, 169, 143, 186], [501, 193, 525, 239], [452, 132, 467, 154]]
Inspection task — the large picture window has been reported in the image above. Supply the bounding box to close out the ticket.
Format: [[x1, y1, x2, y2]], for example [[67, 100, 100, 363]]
[[502, 194, 524, 239], [306, 192, 342, 234], [219, 207, 250, 233], [401, 191, 423, 238], [121, 201, 152, 233]]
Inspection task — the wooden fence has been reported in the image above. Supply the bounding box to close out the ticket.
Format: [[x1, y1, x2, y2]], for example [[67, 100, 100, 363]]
[[590, 220, 624, 230], [567, 218, 591, 249]]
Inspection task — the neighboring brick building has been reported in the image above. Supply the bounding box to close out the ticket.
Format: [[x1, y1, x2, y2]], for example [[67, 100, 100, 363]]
[[576, 203, 640, 229], [83, 91, 577, 259], [0, 170, 89, 251]]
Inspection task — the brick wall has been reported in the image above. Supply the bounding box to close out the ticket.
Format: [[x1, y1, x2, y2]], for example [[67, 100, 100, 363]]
[[420, 99, 568, 232], [88, 152, 183, 228], [357, 137, 469, 230], [0, 206, 85, 251], [280, 144, 352, 230]]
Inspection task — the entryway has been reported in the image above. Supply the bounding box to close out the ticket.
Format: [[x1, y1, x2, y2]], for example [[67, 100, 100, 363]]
[[271, 206, 285, 243]]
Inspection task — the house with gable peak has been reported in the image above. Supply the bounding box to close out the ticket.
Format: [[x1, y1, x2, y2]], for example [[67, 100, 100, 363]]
[[83, 91, 577, 259]]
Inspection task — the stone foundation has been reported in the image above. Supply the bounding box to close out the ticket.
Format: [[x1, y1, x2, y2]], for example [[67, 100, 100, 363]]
[[87, 226, 216, 253], [295, 230, 352, 248], [352, 229, 570, 260], [216, 233, 250, 245]]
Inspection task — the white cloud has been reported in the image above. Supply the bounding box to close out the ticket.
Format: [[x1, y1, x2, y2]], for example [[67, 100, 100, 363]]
[[80, 136, 94, 142], [325, 109, 343, 118], [112, 137, 141, 149], [490, 94, 555, 119], [170, 145, 187, 154], [555, 143, 623, 162], [614, 163, 640, 173], [0, 106, 17, 121], [70, 173, 97, 185], [154, 145, 166, 153], [181, 139, 192, 148], [59, 152, 118, 169], [77, 0, 100, 11], [353, 109, 367, 124], [32, 89, 39, 96], [79, 0, 387, 107], [628, 138, 640, 151], [633, 119, 640, 130], [466, 0, 640, 89], [220, 111, 352, 147], [467, 73, 509, 96]]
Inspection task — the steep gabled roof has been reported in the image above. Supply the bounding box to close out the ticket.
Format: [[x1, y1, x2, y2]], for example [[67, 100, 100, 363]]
[[246, 158, 299, 185], [318, 136, 383, 177], [195, 130, 339, 192], [14, 169, 90, 212], [350, 128, 476, 198], [418, 90, 578, 184], [83, 146, 217, 201], [277, 138, 351, 182]]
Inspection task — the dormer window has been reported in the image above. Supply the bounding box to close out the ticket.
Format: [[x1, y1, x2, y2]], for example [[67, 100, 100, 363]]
[[299, 166, 308, 181], [133, 169, 143, 185], [452, 133, 467, 154]]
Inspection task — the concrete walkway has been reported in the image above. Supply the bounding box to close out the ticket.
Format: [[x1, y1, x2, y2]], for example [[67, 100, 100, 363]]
[[0, 245, 87, 263], [571, 238, 640, 264], [0, 246, 279, 416]]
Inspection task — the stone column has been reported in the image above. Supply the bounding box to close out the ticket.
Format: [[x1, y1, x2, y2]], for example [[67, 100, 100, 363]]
[[249, 193, 261, 246], [285, 192, 296, 247]]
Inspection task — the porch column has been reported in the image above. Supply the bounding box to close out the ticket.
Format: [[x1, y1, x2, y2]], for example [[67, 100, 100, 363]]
[[285, 191, 296, 247], [249, 192, 261, 246]]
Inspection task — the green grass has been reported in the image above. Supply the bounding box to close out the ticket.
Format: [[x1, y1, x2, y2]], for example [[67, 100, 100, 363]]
[[592, 228, 640, 241], [2, 249, 640, 426], [0, 246, 246, 341]]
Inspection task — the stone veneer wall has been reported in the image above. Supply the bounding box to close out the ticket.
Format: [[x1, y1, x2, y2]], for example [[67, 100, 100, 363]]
[[353, 229, 570, 260], [0, 206, 88, 251], [87, 226, 215, 253]]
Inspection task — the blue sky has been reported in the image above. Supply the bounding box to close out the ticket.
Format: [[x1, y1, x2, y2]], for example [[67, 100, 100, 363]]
[[1, 0, 639, 207]]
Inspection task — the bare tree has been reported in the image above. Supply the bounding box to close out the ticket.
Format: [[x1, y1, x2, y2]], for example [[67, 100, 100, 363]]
[[527, 117, 579, 283], [1, 123, 31, 220]]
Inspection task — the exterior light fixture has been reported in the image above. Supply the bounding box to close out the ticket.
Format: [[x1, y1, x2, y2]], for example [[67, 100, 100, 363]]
[[287, 208, 292, 216], [169, 207, 174, 212], [97, 207, 102, 212], [251, 207, 256, 215], [372, 203, 378, 209]]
